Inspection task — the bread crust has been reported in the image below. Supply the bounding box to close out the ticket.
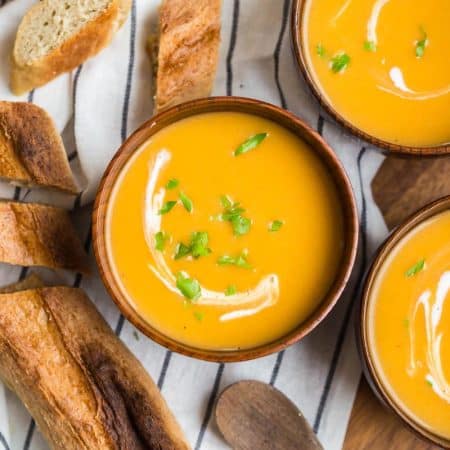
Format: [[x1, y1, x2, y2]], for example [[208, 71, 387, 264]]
[[0, 201, 89, 273], [0, 287, 190, 450], [155, 0, 222, 112], [10, 0, 131, 95], [0, 272, 44, 293], [0, 101, 78, 194]]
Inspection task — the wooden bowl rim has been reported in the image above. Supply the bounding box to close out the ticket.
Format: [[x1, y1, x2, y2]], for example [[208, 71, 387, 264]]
[[92, 96, 359, 362], [358, 195, 450, 447], [291, 0, 450, 157]]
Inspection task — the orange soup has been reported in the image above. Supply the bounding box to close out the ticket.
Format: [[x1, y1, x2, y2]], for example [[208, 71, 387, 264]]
[[369, 210, 450, 438], [107, 112, 344, 350], [303, 0, 450, 147]]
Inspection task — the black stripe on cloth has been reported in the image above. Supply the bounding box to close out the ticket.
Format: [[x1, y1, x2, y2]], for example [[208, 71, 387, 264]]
[[27, 90, 35, 104], [312, 147, 368, 434], [0, 431, 10, 450], [114, 0, 136, 338], [193, 2, 242, 447], [194, 363, 225, 450], [68, 151, 78, 162], [21, 420, 34, 450], [226, 0, 240, 96], [317, 115, 324, 135], [157, 351, 172, 390], [268, 0, 291, 388]]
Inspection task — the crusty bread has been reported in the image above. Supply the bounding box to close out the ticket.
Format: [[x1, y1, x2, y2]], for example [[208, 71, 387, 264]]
[[0, 101, 78, 194], [0, 272, 44, 293], [0, 287, 190, 450], [10, 0, 132, 95], [154, 0, 222, 112], [0, 201, 89, 273]]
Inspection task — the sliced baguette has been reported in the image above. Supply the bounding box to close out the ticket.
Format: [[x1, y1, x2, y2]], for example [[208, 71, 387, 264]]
[[0, 101, 78, 194], [153, 0, 222, 113], [0, 287, 190, 450], [0, 201, 89, 273], [10, 0, 132, 95]]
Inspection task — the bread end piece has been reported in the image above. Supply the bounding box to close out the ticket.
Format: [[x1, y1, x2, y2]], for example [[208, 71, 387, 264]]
[[0, 101, 79, 194], [155, 0, 222, 113]]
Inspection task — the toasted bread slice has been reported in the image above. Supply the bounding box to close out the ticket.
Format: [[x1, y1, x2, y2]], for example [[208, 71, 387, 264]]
[[0, 101, 78, 194], [0, 287, 190, 450], [0, 201, 89, 273], [10, 0, 131, 95], [153, 0, 221, 112], [0, 273, 44, 293]]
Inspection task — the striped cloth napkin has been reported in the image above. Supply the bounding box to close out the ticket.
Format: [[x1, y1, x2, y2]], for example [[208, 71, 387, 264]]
[[0, 0, 388, 449]]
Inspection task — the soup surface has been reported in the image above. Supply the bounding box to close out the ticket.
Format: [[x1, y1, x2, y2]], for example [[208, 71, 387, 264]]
[[369, 210, 450, 438], [107, 112, 344, 350], [303, 0, 450, 147]]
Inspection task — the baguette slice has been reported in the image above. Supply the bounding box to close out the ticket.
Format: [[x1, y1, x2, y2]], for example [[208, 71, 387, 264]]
[[0, 201, 89, 273], [0, 101, 78, 194], [0, 287, 190, 450], [154, 0, 222, 112], [10, 0, 132, 95]]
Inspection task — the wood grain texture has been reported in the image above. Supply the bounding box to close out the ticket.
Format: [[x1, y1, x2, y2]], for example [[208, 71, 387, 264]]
[[216, 380, 323, 450], [344, 156, 450, 450]]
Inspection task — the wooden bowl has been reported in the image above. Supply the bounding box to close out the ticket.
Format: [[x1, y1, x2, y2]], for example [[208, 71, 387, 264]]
[[357, 195, 450, 448], [291, 0, 450, 156], [93, 96, 359, 362]]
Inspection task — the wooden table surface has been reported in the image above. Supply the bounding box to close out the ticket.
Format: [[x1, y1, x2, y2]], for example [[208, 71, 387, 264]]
[[342, 155, 450, 450]]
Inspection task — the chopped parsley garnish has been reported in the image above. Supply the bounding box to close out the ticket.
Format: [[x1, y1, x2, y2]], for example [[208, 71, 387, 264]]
[[159, 200, 177, 215], [364, 40, 377, 52], [331, 53, 350, 73], [174, 232, 211, 260], [225, 285, 237, 296], [166, 178, 179, 190], [218, 196, 252, 236], [234, 133, 268, 156], [179, 191, 193, 213], [426, 379, 433, 387], [405, 259, 425, 277], [193, 311, 204, 322], [268, 220, 284, 232], [218, 250, 252, 270], [154, 231, 169, 251], [316, 43, 326, 58], [415, 27, 428, 58], [176, 272, 201, 301]]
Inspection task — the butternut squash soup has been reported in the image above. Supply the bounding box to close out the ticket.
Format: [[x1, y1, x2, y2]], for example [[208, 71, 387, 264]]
[[106, 112, 344, 350], [303, 0, 450, 147], [368, 210, 450, 439]]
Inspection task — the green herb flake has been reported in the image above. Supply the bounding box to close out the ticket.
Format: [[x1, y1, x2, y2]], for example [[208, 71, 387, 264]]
[[234, 133, 268, 156], [364, 40, 377, 52], [426, 379, 433, 387], [174, 242, 192, 260], [415, 27, 428, 58], [176, 272, 201, 301], [159, 200, 177, 215], [179, 191, 193, 213], [218, 251, 252, 270], [220, 195, 233, 209], [316, 43, 326, 58], [268, 220, 284, 232], [133, 330, 139, 341], [405, 259, 425, 277], [225, 285, 237, 296], [193, 311, 204, 322], [166, 178, 179, 190], [331, 53, 350, 73], [190, 231, 211, 258], [154, 231, 169, 251], [231, 215, 251, 236]]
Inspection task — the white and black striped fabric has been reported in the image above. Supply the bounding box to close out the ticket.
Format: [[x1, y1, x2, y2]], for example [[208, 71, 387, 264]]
[[0, 1, 388, 449]]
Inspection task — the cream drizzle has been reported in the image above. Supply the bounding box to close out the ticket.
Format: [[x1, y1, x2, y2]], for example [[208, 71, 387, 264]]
[[143, 149, 280, 322], [408, 271, 450, 403]]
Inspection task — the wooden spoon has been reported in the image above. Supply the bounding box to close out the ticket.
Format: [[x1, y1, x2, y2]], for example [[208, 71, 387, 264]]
[[215, 380, 323, 450]]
